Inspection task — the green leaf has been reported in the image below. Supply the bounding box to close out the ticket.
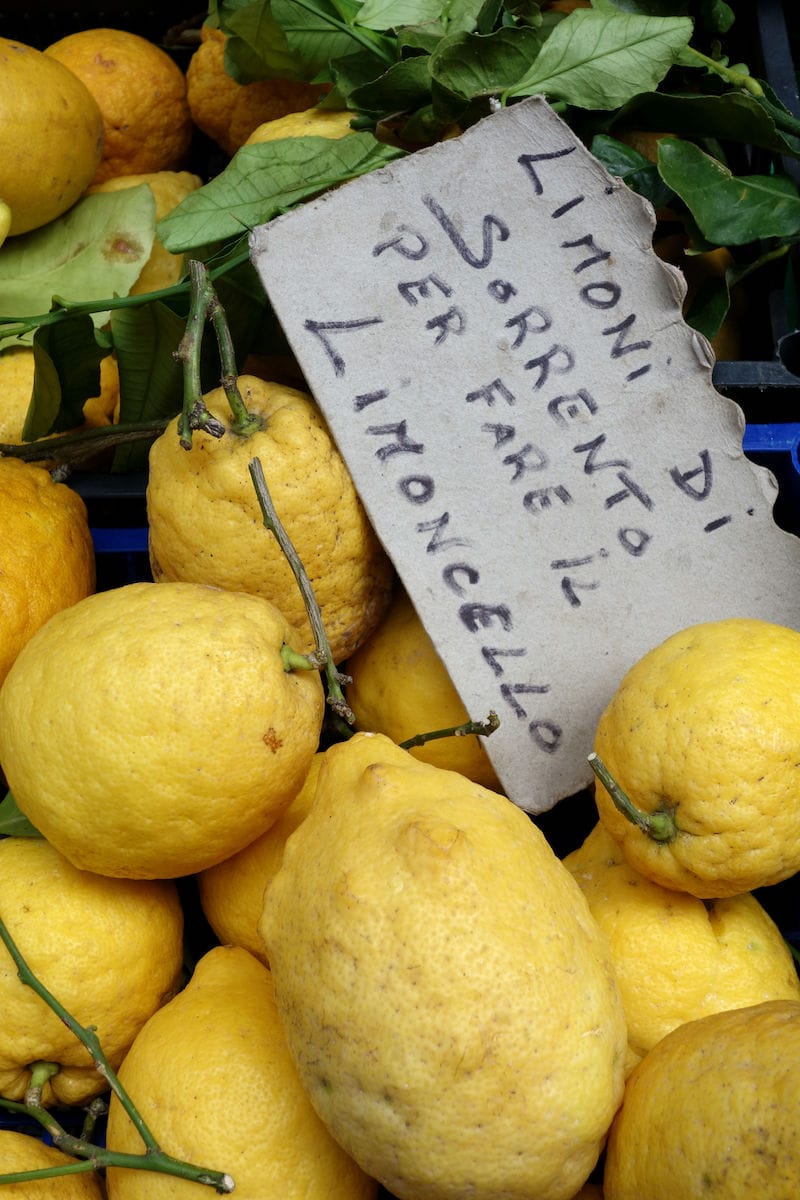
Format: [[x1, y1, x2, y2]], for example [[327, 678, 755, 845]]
[[657, 139, 800, 245], [0, 188, 156, 332], [29, 316, 106, 437], [503, 9, 693, 108], [349, 55, 433, 112], [612, 90, 800, 160], [590, 133, 674, 210], [157, 134, 406, 254], [223, 0, 305, 81], [110, 301, 187, 471], [683, 270, 729, 341], [271, 0, 395, 74], [357, 0, 443, 31], [0, 792, 42, 839], [430, 26, 544, 101]]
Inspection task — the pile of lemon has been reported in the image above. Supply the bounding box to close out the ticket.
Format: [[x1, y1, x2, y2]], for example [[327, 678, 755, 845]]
[[0, 16, 798, 1200]]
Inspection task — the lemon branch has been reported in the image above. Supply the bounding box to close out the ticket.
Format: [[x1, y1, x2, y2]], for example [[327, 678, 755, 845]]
[[0, 915, 235, 1194], [401, 710, 500, 751], [588, 752, 677, 843], [249, 456, 354, 725]]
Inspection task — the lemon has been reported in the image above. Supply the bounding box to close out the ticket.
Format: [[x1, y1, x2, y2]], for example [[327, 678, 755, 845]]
[[244, 106, 354, 146], [0, 199, 11, 246], [0, 581, 324, 880], [0, 457, 95, 690], [603, 999, 800, 1199], [346, 586, 502, 789], [592, 617, 800, 897], [198, 753, 323, 963], [87, 170, 202, 294], [45, 28, 192, 184], [0, 1130, 105, 1196], [186, 25, 328, 156], [105, 945, 378, 1199], [0, 837, 183, 1107], [146, 375, 394, 664], [565, 822, 800, 1074], [260, 731, 627, 1200], [0, 345, 36, 443], [0, 37, 104, 235]]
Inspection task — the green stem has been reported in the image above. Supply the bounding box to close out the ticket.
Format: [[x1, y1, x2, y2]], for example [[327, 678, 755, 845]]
[[249, 456, 354, 725], [0, 419, 169, 472], [174, 260, 225, 450], [0, 916, 235, 1193], [682, 46, 764, 97], [207, 280, 263, 437], [587, 752, 677, 843], [400, 711, 500, 751]]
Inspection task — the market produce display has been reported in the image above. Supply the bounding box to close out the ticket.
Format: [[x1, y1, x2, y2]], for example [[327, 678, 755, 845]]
[[0, 1, 799, 1197]]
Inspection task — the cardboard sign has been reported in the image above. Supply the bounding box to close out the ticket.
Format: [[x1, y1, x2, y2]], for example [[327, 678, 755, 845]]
[[250, 97, 800, 813]]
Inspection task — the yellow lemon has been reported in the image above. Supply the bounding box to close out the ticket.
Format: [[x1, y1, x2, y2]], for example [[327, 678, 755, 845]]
[[0, 581, 324, 880], [0, 457, 95, 690], [105, 945, 377, 1199], [592, 617, 800, 897], [186, 25, 329, 156], [346, 586, 502, 789], [603, 1000, 800, 1199], [0, 199, 11, 245], [87, 170, 202, 294], [0, 345, 36, 443], [244, 105, 354, 145], [0, 837, 183, 1107], [0, 1130, 105, 1196], [146, 375, 394, 664], [81, 352, 121, 428], [565, 822, 800, 1074], [198, 753, 323, 963], [260, 731, 627, 1200], [45, 28, 192, 184], [0, 37, 104, 235]]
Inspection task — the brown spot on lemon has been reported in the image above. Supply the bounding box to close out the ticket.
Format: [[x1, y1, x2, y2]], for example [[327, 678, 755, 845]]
[[263, 728, 283, 753]]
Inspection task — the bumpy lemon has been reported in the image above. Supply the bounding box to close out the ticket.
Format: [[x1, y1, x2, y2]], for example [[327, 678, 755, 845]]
[[593, 617, 800, 897], [0, 37, 104, 235], [0, 344, 36, 443], [198, 754, 323, 963], [565, 822, 800, 1074], [87, 170, 202, 294], [603, 1000, 800, 1199], [0, 837, 183, 1107], [346, 587, 502, 789], [45, 28, 192, 184], [260, 732, 626, 1200], [0, 581, 324, 879], [146, 375, 394, 664], [0, 1131, 105, 1195], [186, 25, 330, 156], [244, 105, 354, 146], [105, 946, 377, 1199], [0, 457, 95, 689]]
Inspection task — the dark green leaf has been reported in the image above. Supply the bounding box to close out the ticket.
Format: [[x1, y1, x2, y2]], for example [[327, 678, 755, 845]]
[[24, 342, 61, 442], [157, 134, 406, 254], [349, 55, 432, 112], [271, 0, 395, 75], [430, 26, 543, 101], [224, 7, 302, 82], [590, 133, 674, 210], [357, 0, 443, 31], [504, 9, 693, 108], [29, 316, 106, 437], [0, 792, 42, 839], [698, 0, 734, 36], [683, 271, 729, 340], [657, 139, 800, 245], [613, 90, 800, 159], [110, 302, 186, 471]]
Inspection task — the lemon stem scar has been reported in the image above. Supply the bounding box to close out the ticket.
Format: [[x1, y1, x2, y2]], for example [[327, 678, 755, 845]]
[[588, 752, 677, 843], [248, 455, 355, 725], [401, 710, 500, 751], [0, 915, 235, 1193]]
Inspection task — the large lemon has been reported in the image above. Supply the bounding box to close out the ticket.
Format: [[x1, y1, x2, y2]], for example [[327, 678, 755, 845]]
[[0, 37, 104, 235], [0, 1131, 105, 1195], [0, 581, 324, 879], [0, 837, 183, 1107], [105, 945, 377, 1199], [260, 732, 627, 1200]]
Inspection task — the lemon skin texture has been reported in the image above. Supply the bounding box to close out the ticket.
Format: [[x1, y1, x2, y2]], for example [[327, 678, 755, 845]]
[[0, 581, 324, 880], [0, 37, 104, 235], [0, 837, 183, 1107], [198, 753, 323, 963], [0, 457, 95, 689], [105, 945, 377, 1200], [146, 376, 394, 664], [565, 822, 800, 1074], [244, 105, 354, 145], [593, 617, 800, 897], [345, 586, 502, 789], [603, 1000, 800, 1199], [0, 1131, 106, 1196], [260, 731, 627, 1200]]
